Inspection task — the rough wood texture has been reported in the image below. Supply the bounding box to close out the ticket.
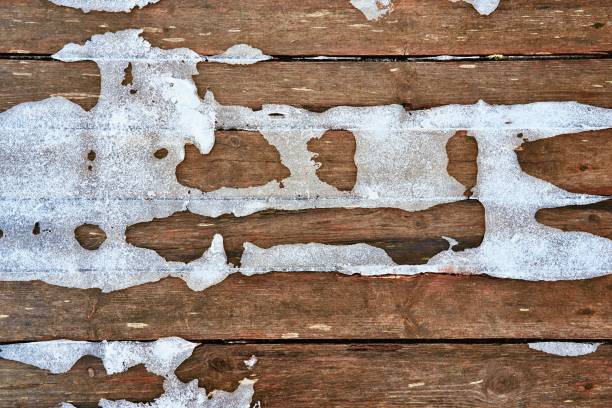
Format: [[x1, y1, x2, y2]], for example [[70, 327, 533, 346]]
[[0, 356, 163, 408], [3, 60, 612, 113], [177, 344, 612, 408], [536, 200, 612, 239], [125, 202, 485, 266], [307, 130, 357, 191], [176, 133, 290, 192], [517, 129, 612, 196], [0, 273, 610, 342], [174, 128, 611, 199], [1, 0, 611, 55], [2, 343, 609, 407]]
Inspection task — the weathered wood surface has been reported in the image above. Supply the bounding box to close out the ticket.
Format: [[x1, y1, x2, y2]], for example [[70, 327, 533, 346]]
[[1, 0, 612, 405], [3, 59, 612, 112], [1, 0, 611, 56], [1, 343, 610, 407], [0, 273, 610, 342], [0, 65, 610, 342], [0, 355, 163, 408]]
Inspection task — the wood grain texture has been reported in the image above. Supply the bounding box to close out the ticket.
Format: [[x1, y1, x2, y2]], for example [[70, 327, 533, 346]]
[[177, 344, 612, 408], [3, 59, 612, 113], [0, 356, 163, 408], [177, 133, 291, 193], [125, 202, 485, 266], [1, 0, 611, 56], [168, 129, 612, 199], [517, 129, 612, 196], [537, 200, 612, 239], [307, 130, 357, 191], [1, 343, 609, 407], [0, 273, 610, 342]]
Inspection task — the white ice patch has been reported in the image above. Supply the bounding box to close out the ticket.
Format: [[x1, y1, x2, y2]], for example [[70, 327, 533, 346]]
[[243, 355, 258, 369], [459, 0, 501, 15], [206, 44, 272, 65], [0, 29, 611, 292], [528, 342, 602, 357], [241, 242, 396, 273], [350, 0, 393, 21], [49, 0, 160, 12], [350, 0, 500, 20], [0, 337, 255, 407]]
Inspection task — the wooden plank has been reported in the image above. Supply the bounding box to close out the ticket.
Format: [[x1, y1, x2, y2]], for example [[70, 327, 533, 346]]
[[178, 344, 612, 408], [1, 0, 611, 56], [0, 273, 610, 342], [124, 202, 486, 266], [0, 355, 163, 408], [2, 59, 612, 113], [1, 343, 609, 407]]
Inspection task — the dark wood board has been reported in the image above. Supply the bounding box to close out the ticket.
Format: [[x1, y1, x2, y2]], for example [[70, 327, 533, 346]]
[[3, 59, 612, 113], [1, 0, 611, 56], [1, 343, 610, 407], [1, 273, 610, 342], [1, 0, 612, 404]]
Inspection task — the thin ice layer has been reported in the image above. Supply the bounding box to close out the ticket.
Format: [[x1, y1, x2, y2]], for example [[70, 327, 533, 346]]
[[350, 0, 501, 20], [454, 0, 500, 15], [49, 0, 160, 12], [528, 342, 602, 357], [0, 337, 255, 407], [206, 44, 272, 65], [0, 29, 611, 292], [350, 0, 393, 21]]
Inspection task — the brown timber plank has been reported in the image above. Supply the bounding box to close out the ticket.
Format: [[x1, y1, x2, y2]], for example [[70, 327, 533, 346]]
[[2, 59, 612, 113], [124, 202, 486, 266], [1, 0, 611, 56], [179, 343, 612, 408], [0, 356, 164, 408], [1, 343, 609, 407], [0, 273, 610, 342]]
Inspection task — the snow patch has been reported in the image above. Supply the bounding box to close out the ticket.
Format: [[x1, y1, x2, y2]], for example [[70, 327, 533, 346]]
[[243, 355, 258, 369], [350, 0, 394, 21], [0, 337, 254, 407], [206, 44, 272, 65], [528, 342, 602, 357], [350, 0, 501, 20], [49, 0, 160, 13], [0, 29, 611, 292], [458, 0, 501, 16]]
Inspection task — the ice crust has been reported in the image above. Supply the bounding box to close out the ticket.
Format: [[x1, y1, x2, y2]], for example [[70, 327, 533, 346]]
[[350, 0, 501, 20], [0, 29, 611, 292], [350, 0, 394, 20], [528, 342, 602, 357], [0, 337, 255, 407], [454, 0, 500, 15], [49, 0, 160, 12], [207, 45, 272, 65]]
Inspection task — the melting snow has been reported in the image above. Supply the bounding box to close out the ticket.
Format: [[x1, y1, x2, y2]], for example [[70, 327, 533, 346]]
[[528, 342, 602, 357], [49, 0, 160, 12], [0, 29, 611, 292], [206, 44, 272, 65], [0, 337, 255, 407], [350, 0, 394, 21], [350, 0, 501, 20]]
